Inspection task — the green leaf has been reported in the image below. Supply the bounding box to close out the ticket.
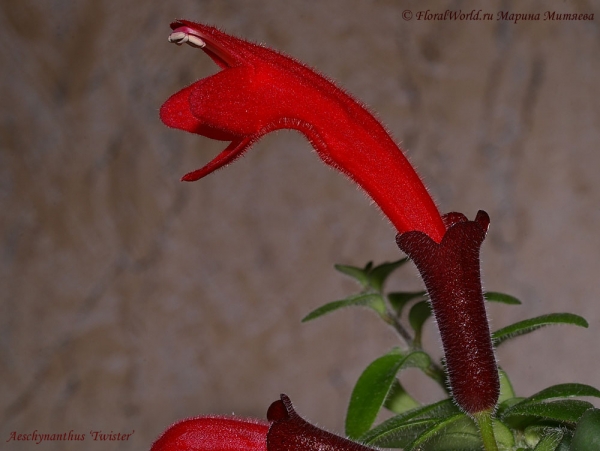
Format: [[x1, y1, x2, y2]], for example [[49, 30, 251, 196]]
[[492, 313, 589, 346], [418, 432, 481, 451], [408, 300, 432, 348], [363, 418, 439, 449], [533, 428, 565, 451], [525, 426, 566, 450], [498, 368, 516, 404], [367, 258, 408, 292], [497, 397, 527, 417], [571, 408, 600, 450], [345, 349, 431, 439], [523, 383, 600, 405], [406, 414, 474, 450], [484, 291, 522, 305], [360, 400, 460, 448], [334, 263, 369, 287], [524, 425, 550, 448], [556, 433, 573, 451], [301, 293, 384, 322], [502, 382, 600, 428], [388, 291, 427, 316], [493, 419, 516, 451], [502, 399, 594, 426], [384, 379, 420, 414]]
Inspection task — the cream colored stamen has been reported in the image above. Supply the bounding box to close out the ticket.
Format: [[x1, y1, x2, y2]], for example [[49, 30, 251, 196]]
[[168, 32, 206, 48]]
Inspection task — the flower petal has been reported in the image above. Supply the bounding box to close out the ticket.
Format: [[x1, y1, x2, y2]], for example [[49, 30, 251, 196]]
[[181, 137, 254, 182], [161, 20, 447, 241], [151, 416, 269, 451], [160, 83, 238, 141]]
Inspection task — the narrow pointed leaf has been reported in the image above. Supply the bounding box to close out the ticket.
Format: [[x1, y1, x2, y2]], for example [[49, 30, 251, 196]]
[[361, 418, 438, 448], [571, 408, 600, 450], [484, 291, 522, 305], [367, 258, 408, 292], [497, 397, 526, 417], [492, 313, 588, 346], [417, 419, 515, 451], [345, 349, 430, 439], [502, 399, 593, 426], [522, 383, 600, 405], [388, 291, 427, 317], [360, 399, 459, 447], [406, 414, 472, 451], [417, 431, 482, 451], [335, 264, 369, 287], [408, 300, 432, 348], [301, 293, 384, 322], [384, 379, 420, 414]]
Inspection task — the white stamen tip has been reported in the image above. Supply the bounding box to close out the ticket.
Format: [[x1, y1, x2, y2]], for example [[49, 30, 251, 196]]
[[186, 35, 206, 48], [168, 32, 205, 48], [168, 32, 188, 45]]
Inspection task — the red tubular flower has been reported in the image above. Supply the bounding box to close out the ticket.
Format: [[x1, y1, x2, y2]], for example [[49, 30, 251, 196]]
[[151, 394, 376, 451], [161, 21, 499, 416], [160, 20, 446, 242]]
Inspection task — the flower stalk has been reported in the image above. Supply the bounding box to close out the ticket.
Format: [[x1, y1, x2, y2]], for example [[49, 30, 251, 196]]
[[473, 411, 500, 451]]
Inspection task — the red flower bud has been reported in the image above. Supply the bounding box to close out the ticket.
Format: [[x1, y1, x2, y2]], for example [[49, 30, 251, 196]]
[[151, 395, 376, 451], [160, 20, 446, 242], [396, 211, 500, 414], [151, 416, 269, 451]]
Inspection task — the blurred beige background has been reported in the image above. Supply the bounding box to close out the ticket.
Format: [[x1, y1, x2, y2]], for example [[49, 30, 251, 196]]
[[1, 0, 599, 449]]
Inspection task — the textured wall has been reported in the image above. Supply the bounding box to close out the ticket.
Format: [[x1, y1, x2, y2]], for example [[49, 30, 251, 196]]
[[1, 1, 599, 450]]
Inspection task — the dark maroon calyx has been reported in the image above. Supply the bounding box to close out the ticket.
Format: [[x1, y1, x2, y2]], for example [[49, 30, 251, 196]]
[[396, 210, 499, 414], [267, 395, 376, 451]]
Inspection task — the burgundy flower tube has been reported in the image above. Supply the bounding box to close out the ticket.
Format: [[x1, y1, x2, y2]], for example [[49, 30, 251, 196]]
[[396, 211, 499, 414], [267, 394, 375, 451]]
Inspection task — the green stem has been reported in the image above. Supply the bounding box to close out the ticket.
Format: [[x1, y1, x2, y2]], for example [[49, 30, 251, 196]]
[[473, 411, 499, 451], [382, 311, 449, 393], [383, 311, 414, 347], [422, 362, 448, 392]]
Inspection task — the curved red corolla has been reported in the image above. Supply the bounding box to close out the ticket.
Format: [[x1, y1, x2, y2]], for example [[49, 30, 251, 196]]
[[160, 20, 446, 242], [160, 21, 499, 416]]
